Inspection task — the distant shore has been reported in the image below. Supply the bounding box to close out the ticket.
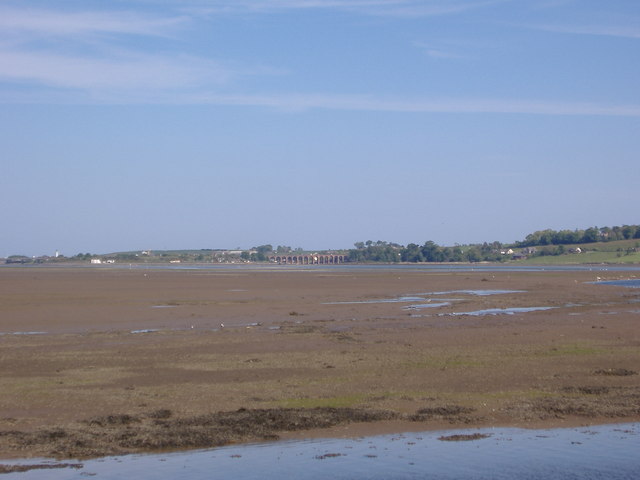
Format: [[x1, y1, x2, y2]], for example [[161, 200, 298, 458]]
[[1, 266, 638, 459]]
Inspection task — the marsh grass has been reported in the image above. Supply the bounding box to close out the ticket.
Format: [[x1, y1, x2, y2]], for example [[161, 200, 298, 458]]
[[404, 357, 485, 369], [0, 407, 401, 459], [534, 342, 604, 357], [438, 433, 491, 441], [279, 323, 324, 334], [160, 299, 251, 306], [594, 368, 638, 376], [278, 395, 368, 409]]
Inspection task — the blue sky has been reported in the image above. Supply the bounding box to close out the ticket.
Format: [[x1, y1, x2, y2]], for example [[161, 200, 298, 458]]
[[1, 0, 639, 256]]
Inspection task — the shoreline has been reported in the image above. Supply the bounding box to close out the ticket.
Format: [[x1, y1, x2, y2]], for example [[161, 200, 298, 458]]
[[1, 266, 639, 459], [2, 261, 640, 275], [1, 413, 637, 463], [3, 422, 638, 477], [278, 414, 639, 443]]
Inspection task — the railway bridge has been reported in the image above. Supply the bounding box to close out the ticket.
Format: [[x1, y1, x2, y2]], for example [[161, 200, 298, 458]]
[[269, 254, 346, 265]]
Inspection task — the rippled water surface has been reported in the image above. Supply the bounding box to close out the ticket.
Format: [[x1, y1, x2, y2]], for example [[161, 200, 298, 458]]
[[441, 306, 556, 316], [594, 279, 640, 288], [5, 424, 638, 479], [416, 289, 527, 296]]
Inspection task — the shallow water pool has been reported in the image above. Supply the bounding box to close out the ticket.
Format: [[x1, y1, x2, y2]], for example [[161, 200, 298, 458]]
[[441, 306, 556, 317], [594, 279, 640, 288], [4, 423, 638, 479]]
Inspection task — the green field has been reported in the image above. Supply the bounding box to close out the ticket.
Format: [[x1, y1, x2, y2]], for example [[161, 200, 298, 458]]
[[520, 239, 640, 265]]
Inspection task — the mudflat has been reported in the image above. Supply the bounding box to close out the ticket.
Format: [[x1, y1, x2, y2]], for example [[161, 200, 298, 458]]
[[1, 265, 639, 459]]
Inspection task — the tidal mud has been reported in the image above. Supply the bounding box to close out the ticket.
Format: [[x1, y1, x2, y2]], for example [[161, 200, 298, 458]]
[[1, 266, 639, 459]]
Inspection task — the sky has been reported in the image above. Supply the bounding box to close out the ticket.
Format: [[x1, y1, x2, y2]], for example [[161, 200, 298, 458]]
[[1, 0, 639, 256]]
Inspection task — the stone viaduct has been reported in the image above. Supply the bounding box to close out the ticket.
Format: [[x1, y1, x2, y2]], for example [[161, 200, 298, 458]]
[[269, 254, 346, 265]]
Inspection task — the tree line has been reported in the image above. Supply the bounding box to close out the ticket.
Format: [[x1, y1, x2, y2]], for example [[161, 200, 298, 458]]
[[515, 224, 640, 247], [17, 224, 635, 265], [346, 224, 640, 263], [347, 240, 505, 263]]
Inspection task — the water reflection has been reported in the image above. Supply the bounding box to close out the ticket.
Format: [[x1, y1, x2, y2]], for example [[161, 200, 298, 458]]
[[4, 424, 638, 479], [325, 290, 525, 307], [325, 290, 557, 319], [593, 279, 640, 288], [414, 289, 526, 296], [440, 306, 556, 317], [0, 331, 47, 336], [107, 264, 640, 273], [324, 297, 427, 305], [403, 302, 451, 310]]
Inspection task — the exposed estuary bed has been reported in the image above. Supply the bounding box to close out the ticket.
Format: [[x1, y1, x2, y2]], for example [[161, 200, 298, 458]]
[[1, 265, 639, 467], [2, 423, 638, 479]]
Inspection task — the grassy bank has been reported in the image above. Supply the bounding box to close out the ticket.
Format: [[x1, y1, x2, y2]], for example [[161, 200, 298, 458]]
[[520, 239, 640, 265]]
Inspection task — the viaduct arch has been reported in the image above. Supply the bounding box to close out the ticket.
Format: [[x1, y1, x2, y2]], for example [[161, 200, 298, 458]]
[[269, 254, 346, 265]]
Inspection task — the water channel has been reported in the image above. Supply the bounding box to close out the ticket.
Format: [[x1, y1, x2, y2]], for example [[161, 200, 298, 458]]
[[4, 423, 638, 479]]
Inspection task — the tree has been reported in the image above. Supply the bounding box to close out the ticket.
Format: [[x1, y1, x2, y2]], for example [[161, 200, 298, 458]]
[[583, 227, 599, 243], [349, 240, 401, 262], [622, 225, 637, 239], [402, 243, 424, 262], [421, 241, 442, 262]]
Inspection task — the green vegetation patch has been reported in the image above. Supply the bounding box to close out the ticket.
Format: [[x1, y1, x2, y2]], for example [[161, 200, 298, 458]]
[[538, 343, 603, 357], [404, 356, 485, 369], [278, 394, 368, 409]]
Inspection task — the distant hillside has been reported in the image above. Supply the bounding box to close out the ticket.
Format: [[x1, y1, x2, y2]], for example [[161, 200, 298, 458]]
[[519, 238, 640, 265], [7, 225, 639, 265], [515, 225, 640, 247], [346, 237, 640, 265]]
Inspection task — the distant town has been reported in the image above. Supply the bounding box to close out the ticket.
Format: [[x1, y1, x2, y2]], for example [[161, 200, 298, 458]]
[[3, 225, 640, 266], [2, 247, 347, 266]]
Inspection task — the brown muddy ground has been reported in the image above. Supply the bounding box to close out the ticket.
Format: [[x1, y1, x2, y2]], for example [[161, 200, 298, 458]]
[[0, 265, 639, 459]]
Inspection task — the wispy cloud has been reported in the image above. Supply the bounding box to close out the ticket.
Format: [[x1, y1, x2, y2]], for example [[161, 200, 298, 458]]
[[412, 41, 463, 59], [0, 6, 188, 37], [12, 89, 632, 117], [528, 0, 578, 9], [535, 23, 640, 40], [0, 50, 232, 90], [358, 0, 508, 17], [423, 48, 459, 59], [185, 0, 507, 18], [2, 2, 637, 119], [186, 93, 640, 117], [0, 6, 257, 94]]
